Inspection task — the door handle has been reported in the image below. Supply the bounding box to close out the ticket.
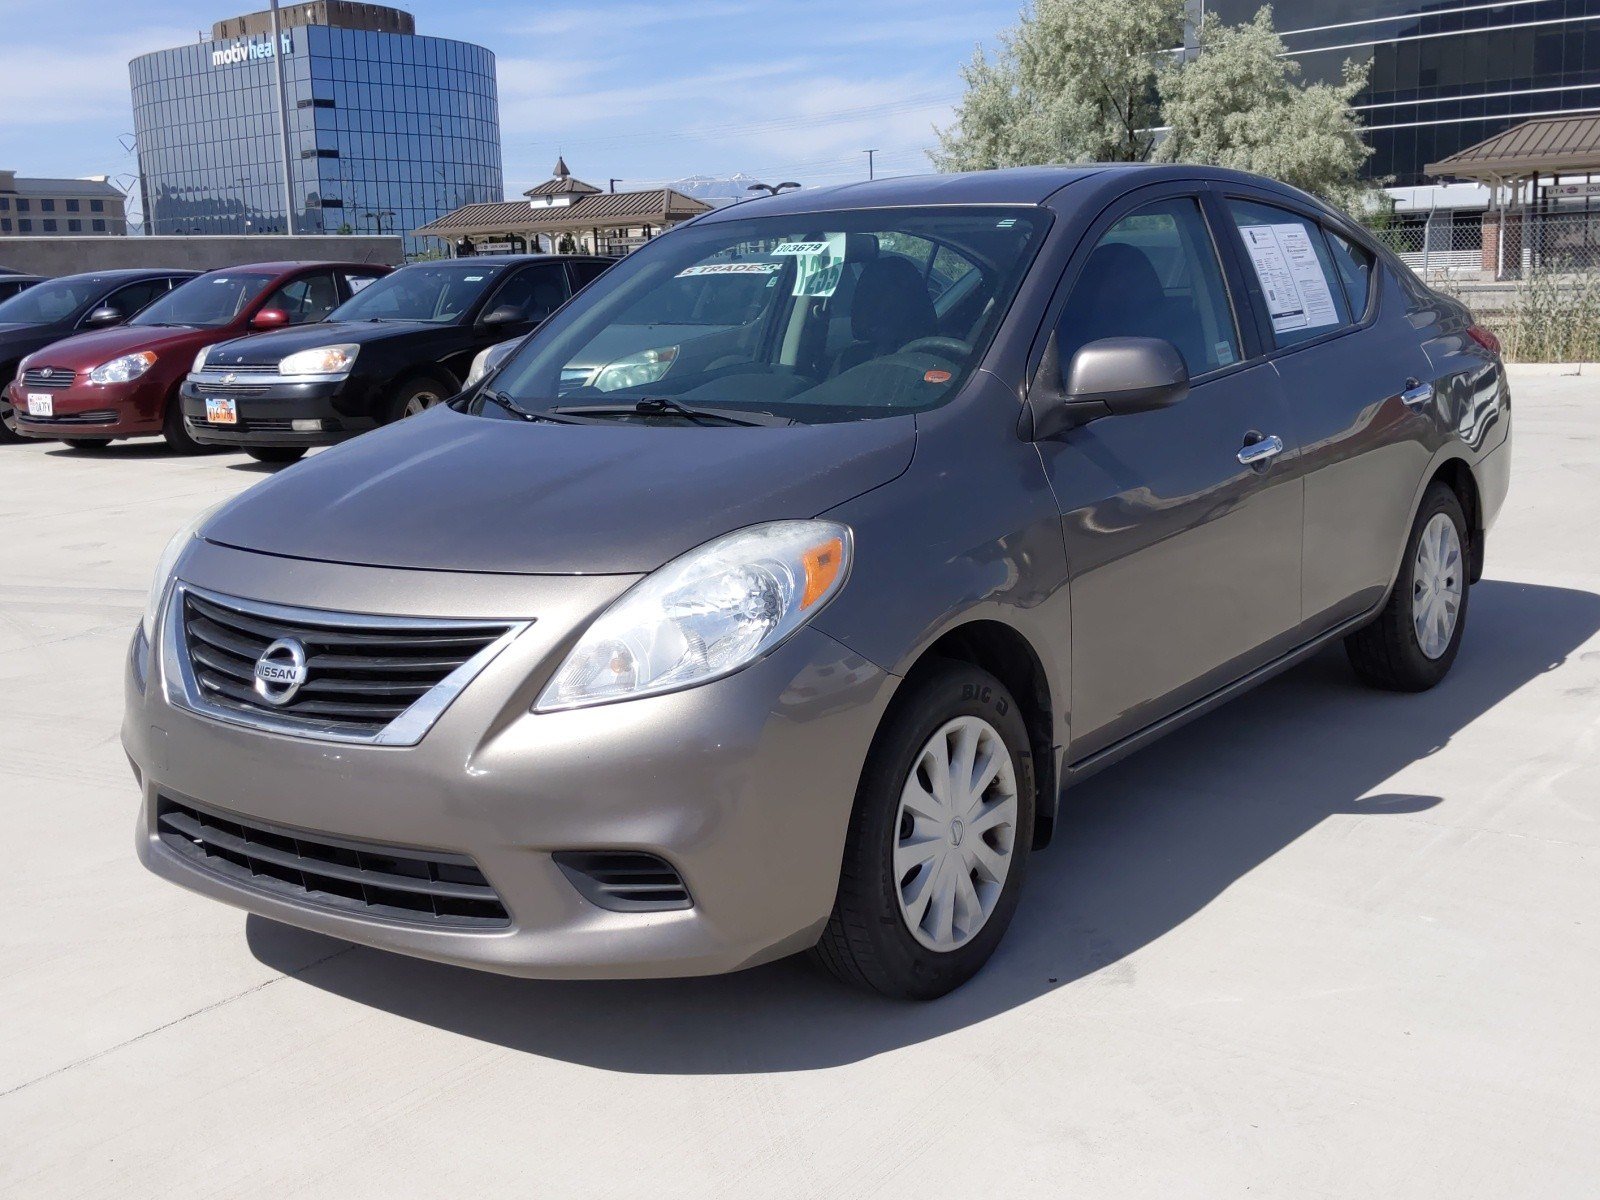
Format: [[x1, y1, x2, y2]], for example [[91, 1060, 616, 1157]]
[[1237, 434, 1284, 466], [1401, 379, 1435, 407]]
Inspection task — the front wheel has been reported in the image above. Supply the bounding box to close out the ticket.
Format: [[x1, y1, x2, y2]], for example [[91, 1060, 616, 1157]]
[[812, 660, 1035, 1000], [247, 447, 307, 465], [162, 400, 211, 455], [0, 400, 24, 444], [384, 376, 448, 424], [62, 438, 112, 452], [1345, 481, 1470, 691]]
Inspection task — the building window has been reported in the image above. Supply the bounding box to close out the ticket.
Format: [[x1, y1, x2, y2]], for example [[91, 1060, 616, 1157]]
[[66, 198, 80, 212], [68, 218, 82, 232], [92, 219, 106, 232], [43, 218, 57, 232], [0, 198, 8, 211], [18, 219, 32, 232], [90, 199, 104, 213], [0, 218, 10, 232], [16, 199, 29, 212], [41, 198, 55, 212]]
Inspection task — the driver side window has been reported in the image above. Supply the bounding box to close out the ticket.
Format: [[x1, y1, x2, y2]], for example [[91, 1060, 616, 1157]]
[[1060, 197, 1240, 378]]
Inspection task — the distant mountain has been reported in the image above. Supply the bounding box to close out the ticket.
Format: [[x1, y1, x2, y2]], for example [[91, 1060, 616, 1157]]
[[666, 173, 769, 204]]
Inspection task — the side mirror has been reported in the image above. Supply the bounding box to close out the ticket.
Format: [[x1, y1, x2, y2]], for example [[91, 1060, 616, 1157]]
[[1023, 334, 1188, 439], [480, 304, 525, 327], [251, 308, 290, 330], [83, 306, 123, 328]]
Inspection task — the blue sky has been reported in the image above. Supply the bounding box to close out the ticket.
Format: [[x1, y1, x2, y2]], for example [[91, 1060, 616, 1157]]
[[0, 0, 1017, 214]]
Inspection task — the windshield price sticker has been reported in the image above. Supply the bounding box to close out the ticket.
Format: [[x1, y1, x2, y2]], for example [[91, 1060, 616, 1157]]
[[676, 263, 782, 278], [1239, 224, 1339, 334], [769, 242, 831, 256], [769, 236, 846, 298]]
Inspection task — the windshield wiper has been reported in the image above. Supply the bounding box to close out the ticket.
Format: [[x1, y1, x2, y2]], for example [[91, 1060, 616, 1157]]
[[553, 396, 790, 427], [477, 389, 578, 424]]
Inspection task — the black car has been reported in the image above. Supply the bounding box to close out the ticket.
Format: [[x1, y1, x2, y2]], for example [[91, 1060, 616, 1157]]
[[0, 274, 44, 303], [0, 268, 196, 442], [182, 254, 612, 461]]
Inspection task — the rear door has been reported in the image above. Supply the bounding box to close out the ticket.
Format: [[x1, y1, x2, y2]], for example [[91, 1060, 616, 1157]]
[[1215, 186, 1437, 629], [1034, 183, 1304, 761]]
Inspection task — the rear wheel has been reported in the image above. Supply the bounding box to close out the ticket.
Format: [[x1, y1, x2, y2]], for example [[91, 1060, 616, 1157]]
[[246, 447, 307, 465], [812, 661, 1035, 1000], [384, 376, 448, 424], [1345, 481, 1470, 691], [162, 399, 211, 455]]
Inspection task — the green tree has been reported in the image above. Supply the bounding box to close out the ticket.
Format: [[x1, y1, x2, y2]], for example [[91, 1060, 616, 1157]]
[[1156, 7, 1376, 210], [932, 0, 1186, 171]]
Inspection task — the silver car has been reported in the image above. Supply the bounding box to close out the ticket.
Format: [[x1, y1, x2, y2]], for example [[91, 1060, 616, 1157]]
[[126, 166, 1511, 999]]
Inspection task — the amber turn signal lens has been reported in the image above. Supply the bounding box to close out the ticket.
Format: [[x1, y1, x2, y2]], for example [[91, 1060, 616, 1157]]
[[800, 536, 845, 609]]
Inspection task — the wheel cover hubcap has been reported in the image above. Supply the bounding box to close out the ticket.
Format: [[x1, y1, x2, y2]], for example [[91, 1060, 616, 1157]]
[[404, 391, 440, 417], [1412, 512, 1463, 660], [893, 715, 1018, 952]]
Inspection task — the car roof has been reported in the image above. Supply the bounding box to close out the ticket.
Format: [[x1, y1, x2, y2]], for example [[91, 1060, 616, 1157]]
[[696, 163, 1316, 222], [45, 267, 200, 284], [188, 260, 392, 275], [0, 273, 44, 282], [416, 254, 605, 266]]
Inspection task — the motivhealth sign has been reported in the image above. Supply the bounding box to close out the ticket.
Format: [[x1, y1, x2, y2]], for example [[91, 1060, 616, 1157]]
[[210, 31, 293, 67]]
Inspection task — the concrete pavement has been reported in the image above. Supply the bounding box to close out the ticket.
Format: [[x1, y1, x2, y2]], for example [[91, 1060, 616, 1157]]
[[2, 366, 1597, 1198]]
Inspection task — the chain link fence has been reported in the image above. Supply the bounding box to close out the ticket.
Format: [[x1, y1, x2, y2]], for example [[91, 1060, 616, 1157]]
[[1372, 208, 1600, 361]]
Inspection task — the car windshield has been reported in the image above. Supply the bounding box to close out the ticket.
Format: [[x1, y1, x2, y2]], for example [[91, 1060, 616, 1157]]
[[132, 272, 275, 328], [327, 263, 505, 323], [0, 276, 105, 324], [484, 205, 1050, 425]]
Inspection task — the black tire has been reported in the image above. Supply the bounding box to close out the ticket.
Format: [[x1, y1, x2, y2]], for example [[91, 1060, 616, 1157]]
[[1345, 481, 1470, 691], [812, 660, 1036, 1000], [247, 447, 307, 465], [162, 400, 211, 455], [61, 438, 112, 451], [0, 398, 24, 444], [383, 375, 450, 425]]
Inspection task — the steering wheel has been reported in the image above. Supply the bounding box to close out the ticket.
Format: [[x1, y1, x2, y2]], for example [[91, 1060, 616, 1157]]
[[898, 336, 972, 362]]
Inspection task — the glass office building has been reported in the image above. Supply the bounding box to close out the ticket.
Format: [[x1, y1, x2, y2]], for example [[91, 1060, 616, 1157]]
[[129, 4, 502, 253], [1192, 1, 1600, 186]]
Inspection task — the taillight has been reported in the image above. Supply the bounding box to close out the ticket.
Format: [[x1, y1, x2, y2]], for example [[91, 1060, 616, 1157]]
[[1468, 324, 1501, 356]]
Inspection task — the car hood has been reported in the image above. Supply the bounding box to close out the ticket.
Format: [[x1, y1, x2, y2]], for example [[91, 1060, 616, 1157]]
[[206, 320, 442, 365], [202, 403, 916, 575], [26, 323, 213, 367]]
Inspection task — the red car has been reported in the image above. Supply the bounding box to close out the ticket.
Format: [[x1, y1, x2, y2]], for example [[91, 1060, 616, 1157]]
[[8, 261, 390, 455]]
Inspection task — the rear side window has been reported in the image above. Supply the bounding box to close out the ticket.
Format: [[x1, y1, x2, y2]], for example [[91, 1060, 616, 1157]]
[[1227, 199, 1351, 347], [1059, 197, 1241, 377], [1325, 229, 1375, 320], [265, 272, 341, 324], [567, 260, 613, 289], [101, 279, 167, 319]]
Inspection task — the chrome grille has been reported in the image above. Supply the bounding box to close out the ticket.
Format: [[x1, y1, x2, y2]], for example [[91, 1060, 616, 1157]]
[[193, 380, 274, 396], [19, 367, 75, 391], [201, 362, 280, 374], [157, 796, 510, 927], [170, 586, 525, 745]]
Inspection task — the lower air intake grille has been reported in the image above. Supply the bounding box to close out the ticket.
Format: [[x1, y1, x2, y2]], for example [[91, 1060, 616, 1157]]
[[157, 796, 509, 927], [553, 851, 693, 912]]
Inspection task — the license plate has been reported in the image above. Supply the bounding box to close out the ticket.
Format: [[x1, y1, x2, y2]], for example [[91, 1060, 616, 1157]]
[[26, 393, 52, 418], [205, 397, 238, 425]]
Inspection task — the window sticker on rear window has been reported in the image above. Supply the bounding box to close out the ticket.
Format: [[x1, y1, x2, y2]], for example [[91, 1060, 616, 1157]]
[[675, 262, 782, 278], [1238, 224, 1339, 334], [771, 235, 845, 298]]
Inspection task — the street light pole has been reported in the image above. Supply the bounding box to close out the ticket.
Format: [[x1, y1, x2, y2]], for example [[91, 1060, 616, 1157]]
[[863, 149, 877, 180], [268, 0, 298, 235]]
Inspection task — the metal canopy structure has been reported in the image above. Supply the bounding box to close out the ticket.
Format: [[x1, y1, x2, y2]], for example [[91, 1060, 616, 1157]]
[[414, 164, 712, 257], [1425, 114, 1600, 279]]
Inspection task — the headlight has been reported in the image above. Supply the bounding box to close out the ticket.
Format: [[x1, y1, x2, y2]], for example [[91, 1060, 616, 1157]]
[[279, 344, 359, 376], [89, 351, 157, 385], [591, 345, 678, 393], [142, 502, 224, 641], [467, 338, 521, 386], [191, 345, 214, 373], [537, 520, 851, 711]]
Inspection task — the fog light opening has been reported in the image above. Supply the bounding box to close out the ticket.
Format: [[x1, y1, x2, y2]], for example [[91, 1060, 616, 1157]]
[[290, 419, 326, 432]]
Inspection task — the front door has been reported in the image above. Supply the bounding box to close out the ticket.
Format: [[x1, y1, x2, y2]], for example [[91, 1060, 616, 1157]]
[[1032, 188, 1304, 761]]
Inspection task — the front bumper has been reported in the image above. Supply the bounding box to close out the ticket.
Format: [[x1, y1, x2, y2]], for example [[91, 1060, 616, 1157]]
[[124, 539, 893, 979], [6, 376, 163, 440], [180, 377, 377, 447]]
